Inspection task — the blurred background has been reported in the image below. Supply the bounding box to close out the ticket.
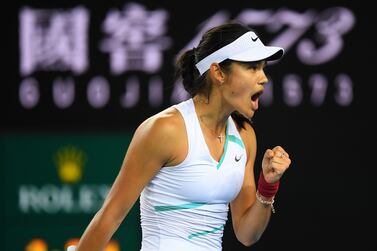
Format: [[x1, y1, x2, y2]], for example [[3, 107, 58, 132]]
[[1, 0, 375, 250]]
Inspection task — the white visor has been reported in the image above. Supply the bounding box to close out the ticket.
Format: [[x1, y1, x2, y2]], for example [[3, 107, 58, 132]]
[[195, 31, 284, 75]]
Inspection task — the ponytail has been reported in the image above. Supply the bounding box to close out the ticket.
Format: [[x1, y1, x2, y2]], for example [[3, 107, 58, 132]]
[[175, 48, 207, 97]]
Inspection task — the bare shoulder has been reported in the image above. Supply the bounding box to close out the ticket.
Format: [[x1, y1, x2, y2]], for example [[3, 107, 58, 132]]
[[137, 106, 185, 138], [133, 106, 187, 166]]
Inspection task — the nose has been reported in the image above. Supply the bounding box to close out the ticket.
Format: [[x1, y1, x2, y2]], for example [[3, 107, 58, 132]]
[[259, 69, 268, 85]]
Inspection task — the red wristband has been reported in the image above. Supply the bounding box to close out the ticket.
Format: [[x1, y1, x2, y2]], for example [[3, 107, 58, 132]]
[[257, 172, 280, 198]]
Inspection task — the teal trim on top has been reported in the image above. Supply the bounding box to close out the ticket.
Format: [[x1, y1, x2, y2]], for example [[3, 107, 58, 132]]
[[216, 124, 229, 169], [228, 135, 245, 149], [188, 224, 225, 239], [154, 202, 206, 212]]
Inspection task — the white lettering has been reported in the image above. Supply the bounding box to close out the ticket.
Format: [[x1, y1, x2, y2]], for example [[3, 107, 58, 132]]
[[19, 78, 40, 108], [334, 74, 353, 106], [100, 3, 171, 74], [79, 185, 98, 213], [53, 77, 75, 108], [18, 184, 111, 214], [309, 74, 328, 106], [297, 7, 355, 65], [19, 7, 89, 75], [87, 76, 110, 108], [283, 74, 303, 107], [120, 76, 140, 108]]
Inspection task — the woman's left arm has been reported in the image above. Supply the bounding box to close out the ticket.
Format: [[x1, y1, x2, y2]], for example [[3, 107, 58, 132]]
[[230, 123, 291, 246]]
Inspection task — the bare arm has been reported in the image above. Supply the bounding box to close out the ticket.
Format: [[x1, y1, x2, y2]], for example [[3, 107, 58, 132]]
[[230, 124, 291, 246], [75, 113, 182, 251]]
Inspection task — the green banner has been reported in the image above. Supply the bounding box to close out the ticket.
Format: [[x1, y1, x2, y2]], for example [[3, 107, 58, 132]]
[[1, 133, 141, 251]]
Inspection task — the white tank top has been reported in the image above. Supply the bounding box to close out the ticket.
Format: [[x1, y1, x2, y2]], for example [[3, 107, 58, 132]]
[[140, 98, 247, 251]]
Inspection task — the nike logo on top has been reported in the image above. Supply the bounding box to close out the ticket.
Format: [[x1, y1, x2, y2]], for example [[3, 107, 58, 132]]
[[235, 154, 242, 162], [251, 36, 259, 42]]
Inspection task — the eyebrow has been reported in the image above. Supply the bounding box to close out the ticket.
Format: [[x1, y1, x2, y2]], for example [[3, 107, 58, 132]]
[[245, 60, 266, 68]]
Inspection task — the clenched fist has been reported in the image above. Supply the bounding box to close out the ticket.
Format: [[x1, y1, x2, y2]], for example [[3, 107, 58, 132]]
[[261, 146, 291, 184]]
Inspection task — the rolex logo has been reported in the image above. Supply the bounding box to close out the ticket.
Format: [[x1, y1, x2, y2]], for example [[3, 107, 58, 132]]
[[53, 145, 86, 184]]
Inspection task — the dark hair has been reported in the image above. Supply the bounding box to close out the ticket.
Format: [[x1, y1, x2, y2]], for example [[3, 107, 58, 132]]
[[175, 21, 254, 129]]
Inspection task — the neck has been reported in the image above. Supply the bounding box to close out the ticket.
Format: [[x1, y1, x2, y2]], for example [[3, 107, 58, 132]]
[[193, 94, 232, 135]]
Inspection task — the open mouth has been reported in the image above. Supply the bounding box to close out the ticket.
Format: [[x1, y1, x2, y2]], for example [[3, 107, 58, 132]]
[[251, 90, 264, 101]]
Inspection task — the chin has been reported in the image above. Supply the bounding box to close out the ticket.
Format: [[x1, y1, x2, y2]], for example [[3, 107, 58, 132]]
[[237, 109, 255, 120], [247, 111, 255, 120]]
